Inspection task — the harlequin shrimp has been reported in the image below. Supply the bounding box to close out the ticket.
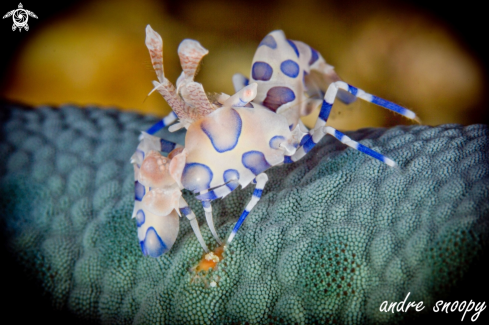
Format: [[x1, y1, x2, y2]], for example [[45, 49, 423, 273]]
[[130, 25, 419, 258]]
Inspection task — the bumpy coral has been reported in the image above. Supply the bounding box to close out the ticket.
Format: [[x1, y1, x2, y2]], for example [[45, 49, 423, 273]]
[[1, 104, 488, 324]]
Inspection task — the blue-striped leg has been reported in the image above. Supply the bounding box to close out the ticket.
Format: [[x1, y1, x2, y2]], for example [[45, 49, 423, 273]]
[[179, 197, 210, 252], [145, 111, 178, 135], [196, 181, 240, 245], [314, 81, 419, 131], [286, 81, 418, 165], [286, 125, 396, 167], [227, 173, 268, 244], [324, 126, 396, 166]]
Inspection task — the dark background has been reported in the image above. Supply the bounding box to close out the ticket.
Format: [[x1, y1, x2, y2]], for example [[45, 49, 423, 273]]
[[1, 0, 488, 127]]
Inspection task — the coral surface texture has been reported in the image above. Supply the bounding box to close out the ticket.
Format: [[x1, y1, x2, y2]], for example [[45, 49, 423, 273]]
[[1, 104, 488, 324]]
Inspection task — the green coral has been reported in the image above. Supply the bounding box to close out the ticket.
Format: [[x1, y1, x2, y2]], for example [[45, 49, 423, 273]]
[[1, 104, 488, 324]]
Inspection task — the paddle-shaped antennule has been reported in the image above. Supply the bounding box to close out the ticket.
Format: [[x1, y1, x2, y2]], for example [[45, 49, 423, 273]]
[[178, 39, 209, 80], [145, 26, 218, 127], [176, 40, 215, 117], [145, 25, 165, 83], [145, 25, 192, 122]]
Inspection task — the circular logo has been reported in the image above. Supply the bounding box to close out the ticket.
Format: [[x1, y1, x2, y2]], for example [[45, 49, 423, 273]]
[[13, 9, 28, 28]]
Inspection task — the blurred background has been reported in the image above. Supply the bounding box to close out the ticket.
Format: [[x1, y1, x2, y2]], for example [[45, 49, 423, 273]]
[[1, 0, 487, 129]]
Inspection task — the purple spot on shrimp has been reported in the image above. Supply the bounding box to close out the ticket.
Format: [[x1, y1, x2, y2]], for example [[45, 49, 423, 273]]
[[309, 47, 319, 65], [136, 209, 145, 227], [242, 151, 271, 175], [252, 61, 273, 81], [181, 163, 213, 193], [263, 87, 296, 112], [201, 108, 242, 153], [140, 227, 168, 257], [269, 135, 286, 149], [259, 35, 277, 49], [287, 39, 299, 57], [135, 181, 145, 201], [280, 60, 299, 78], [224, 169, 240, 191]]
